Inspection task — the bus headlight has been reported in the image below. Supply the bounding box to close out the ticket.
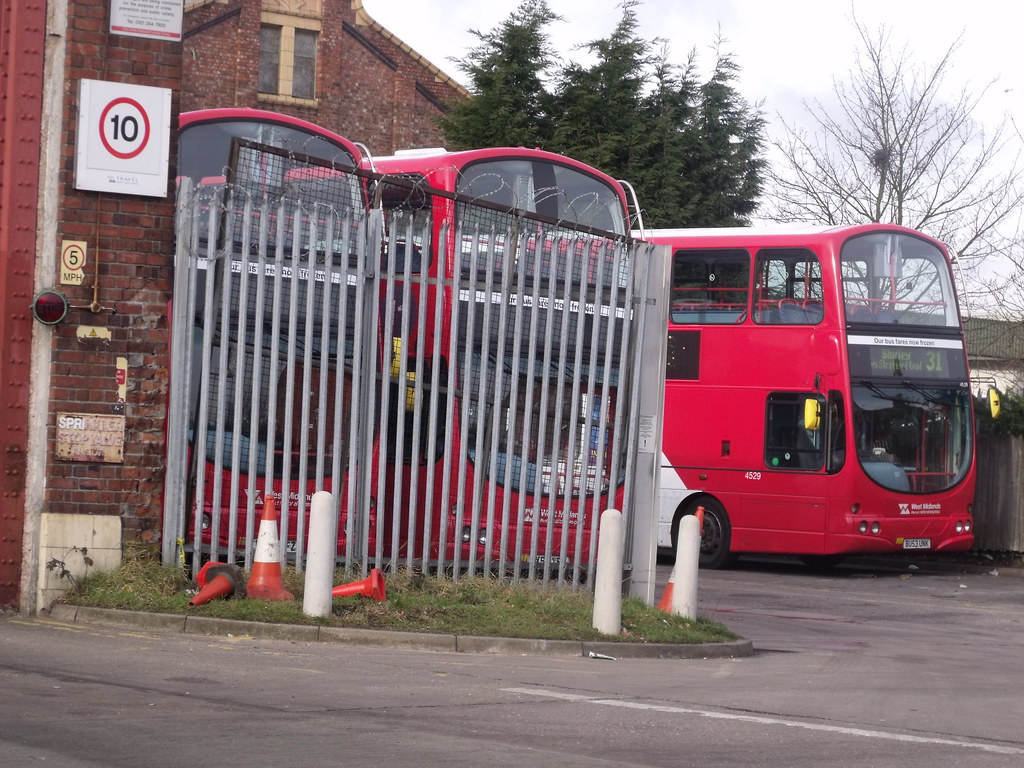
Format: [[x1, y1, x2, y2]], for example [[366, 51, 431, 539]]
[[870, 521, 881, 535], [201, 513, 211, 531], [858, 521, 868, 534], [461, 526, 486, 545]]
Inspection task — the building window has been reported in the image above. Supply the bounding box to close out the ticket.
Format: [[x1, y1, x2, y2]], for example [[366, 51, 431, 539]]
[[292, 28, 317, 100], [259, 15, 320, 103], [259, 25, 282, 94]]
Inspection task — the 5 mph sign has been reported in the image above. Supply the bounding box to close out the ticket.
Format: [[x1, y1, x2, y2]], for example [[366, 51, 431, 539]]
[[75, 79, 171, 198]]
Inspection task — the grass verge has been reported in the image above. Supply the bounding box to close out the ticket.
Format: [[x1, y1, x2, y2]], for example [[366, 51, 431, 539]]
[[60, 557, 737, 644]]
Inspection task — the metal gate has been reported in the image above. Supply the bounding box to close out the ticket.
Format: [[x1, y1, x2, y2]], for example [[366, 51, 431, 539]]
[[163, 166, 667, 589]]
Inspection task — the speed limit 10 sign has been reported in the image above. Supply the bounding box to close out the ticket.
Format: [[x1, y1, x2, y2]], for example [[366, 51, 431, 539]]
[[75, 79, 171, 198]]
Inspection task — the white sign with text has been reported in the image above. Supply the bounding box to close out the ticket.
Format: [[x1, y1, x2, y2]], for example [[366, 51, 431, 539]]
[[109, 0, 183, 42], [75, 79, 171, 198]]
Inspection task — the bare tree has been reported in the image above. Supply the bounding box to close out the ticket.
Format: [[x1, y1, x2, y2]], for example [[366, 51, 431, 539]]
[[764, 19, 1024, 315]]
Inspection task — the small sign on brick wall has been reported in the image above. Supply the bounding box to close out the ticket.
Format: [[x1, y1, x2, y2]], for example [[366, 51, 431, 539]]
[[110, 0, 183, 42], [55, 413, 126, 464]]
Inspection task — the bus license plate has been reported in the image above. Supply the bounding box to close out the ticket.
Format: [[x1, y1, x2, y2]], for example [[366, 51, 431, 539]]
[[902, 538, 931, 550]]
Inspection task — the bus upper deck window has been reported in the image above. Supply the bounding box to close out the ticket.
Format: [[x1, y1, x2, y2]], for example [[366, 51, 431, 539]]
[[753, 248, 823, 325], [671, 248, 750, 325]]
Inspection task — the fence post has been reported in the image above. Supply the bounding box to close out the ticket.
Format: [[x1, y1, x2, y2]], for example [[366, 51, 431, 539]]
[[625, 242, 671, 604]]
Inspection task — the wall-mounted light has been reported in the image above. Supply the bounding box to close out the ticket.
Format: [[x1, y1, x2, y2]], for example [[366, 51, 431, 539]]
[[30, 289, 71, 325]]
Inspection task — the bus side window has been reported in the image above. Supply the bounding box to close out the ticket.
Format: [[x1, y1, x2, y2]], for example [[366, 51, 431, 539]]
[[754, 248, 823, 325], [764, 392, 825, 470], [670, 248, 750, 324]]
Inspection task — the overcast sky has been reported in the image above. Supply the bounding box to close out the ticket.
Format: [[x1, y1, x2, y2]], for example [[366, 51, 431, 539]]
[[363, 0, 1023, 136]]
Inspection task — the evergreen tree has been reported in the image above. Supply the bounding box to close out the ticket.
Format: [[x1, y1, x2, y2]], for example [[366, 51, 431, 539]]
[[438, 0, 559, 150], [679, 44, 767, 227], [440, 2, 767, 229], [548, 0, 650, 176], [627, 47, 702, 228]]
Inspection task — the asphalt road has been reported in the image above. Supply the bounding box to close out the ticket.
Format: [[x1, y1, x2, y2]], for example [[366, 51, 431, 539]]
[[2, 557, 1022, 767]]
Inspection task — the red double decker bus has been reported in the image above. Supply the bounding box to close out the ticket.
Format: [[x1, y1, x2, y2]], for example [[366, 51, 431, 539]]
[[371, 147, 635, 579], [169, 108, 373, 567], [648, 224, 988, 568]]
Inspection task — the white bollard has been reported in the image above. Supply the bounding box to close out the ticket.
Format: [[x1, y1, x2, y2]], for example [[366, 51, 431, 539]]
[[302, 491, 338, 617], [592, 508, 623, 635], [671, 513, 701, 619]]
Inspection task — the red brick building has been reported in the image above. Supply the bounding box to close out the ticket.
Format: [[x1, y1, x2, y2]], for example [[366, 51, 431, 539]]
[[182, 0, 466, 154], [0, 0, 465, 612]]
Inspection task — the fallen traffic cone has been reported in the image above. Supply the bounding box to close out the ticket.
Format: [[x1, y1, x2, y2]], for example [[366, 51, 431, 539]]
[[331, 568, 386, 601], [194, 560, 223, 589], [190, 563, 246, 606], [247, 494, 294, 601]]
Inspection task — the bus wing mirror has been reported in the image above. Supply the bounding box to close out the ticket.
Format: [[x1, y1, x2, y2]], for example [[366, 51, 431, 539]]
[[989, 387, 1001, 419], [804, 398, 821, 431]]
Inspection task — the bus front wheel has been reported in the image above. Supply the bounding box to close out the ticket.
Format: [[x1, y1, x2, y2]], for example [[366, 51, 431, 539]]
[[673, 499, 736, 570]]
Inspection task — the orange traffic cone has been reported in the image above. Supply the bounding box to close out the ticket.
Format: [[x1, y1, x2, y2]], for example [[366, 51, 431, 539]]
[[194, 560, 223, 589], [247, 494, 294, 601], [190, 563, 246, 606], [332, 568, 386, 601], [657, 565, 677, 613]]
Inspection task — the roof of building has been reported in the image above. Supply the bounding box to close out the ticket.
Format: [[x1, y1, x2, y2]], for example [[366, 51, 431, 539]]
[[964, 317, 1024, 363], [352, 0, 469, 98]]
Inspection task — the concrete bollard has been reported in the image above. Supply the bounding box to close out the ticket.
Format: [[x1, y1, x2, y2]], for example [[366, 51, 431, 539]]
[[302, 491, 338, 617], [670, 513, 701, 619], [592, 508, 623, 635]]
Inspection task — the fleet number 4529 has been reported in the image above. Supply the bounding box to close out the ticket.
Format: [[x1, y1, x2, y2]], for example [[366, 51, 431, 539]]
[[744, 471, 762, 480]]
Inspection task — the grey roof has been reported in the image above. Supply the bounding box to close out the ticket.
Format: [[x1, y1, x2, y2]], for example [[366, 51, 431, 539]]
[[964, 317, 1024, 363]]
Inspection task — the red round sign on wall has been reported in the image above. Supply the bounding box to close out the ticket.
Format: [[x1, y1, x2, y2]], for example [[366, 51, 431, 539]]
[[98, 97, 151, 160]]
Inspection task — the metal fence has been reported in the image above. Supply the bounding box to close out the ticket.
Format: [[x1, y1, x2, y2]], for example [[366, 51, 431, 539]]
[[163, 163, 668, 591]]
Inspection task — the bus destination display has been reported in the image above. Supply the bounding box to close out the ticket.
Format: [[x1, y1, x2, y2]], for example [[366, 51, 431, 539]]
[[848, 335, 967, 381]]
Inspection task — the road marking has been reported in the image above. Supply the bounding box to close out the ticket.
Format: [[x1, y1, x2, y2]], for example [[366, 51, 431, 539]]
[[502, 688, 1024, 756]]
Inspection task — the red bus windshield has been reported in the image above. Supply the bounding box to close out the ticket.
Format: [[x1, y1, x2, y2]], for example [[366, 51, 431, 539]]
[[375, 150, 631, 497], [456, 157, 627, 235], [840, 231, 960, 327], [178, 109, 361, 184]]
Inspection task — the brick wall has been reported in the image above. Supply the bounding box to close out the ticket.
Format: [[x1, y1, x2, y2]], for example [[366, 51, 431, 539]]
[[182, 0, 467, 155], [46, 0, 182, 546]]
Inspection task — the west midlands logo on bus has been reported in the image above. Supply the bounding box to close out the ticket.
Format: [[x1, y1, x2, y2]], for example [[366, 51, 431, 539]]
[[899, 502, 942, 515]]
